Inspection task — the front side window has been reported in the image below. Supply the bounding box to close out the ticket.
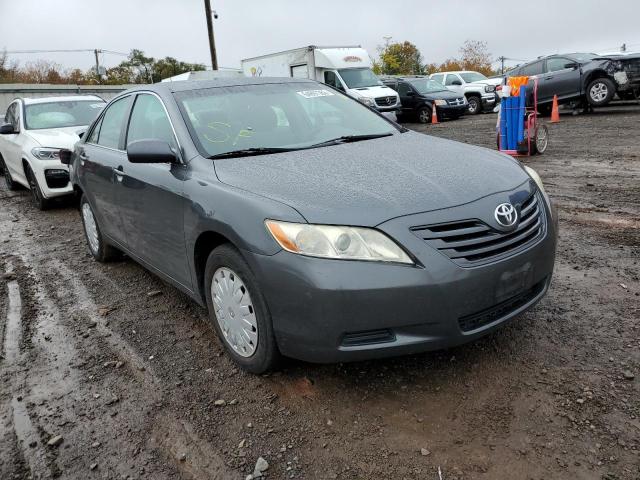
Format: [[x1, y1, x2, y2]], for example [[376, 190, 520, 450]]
[[430, 74, 444, 84], [323, 71, 344, 91], [397, 83, 412, 96], [127, 94, 177, 149], [176, 83, 397, 158], [97, 96, 131, 149], [445, 74, 461, 86], [337, 68, 382, 89], [459, 72, 488, 83], [24, 100, 105, 130], [86, 116, 102, 144], [546, 57, 571, 73]]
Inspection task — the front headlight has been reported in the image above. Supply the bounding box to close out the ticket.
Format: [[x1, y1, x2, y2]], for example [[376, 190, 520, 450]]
[[357, 97, 376, 107], [31, 147, 61, 160], [265, 220, 413, 264], [485, 85, 496, 93], [434, 99, 447, 106], [523, 165, 552, 211]]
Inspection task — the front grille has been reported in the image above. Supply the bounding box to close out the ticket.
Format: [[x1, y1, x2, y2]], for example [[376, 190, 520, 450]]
[[447, 97, 466, 106], [375, 96, 396, 107], [44, 169, 70, 189], [458, 279, 546, 332], [341, 329, 395, 347], [411, 193, 545, 267]]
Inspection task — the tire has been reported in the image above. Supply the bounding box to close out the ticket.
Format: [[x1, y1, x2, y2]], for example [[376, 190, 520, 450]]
[[204, 244, 280, 373], [537, 103, 552, 117], [532, 124, 549, 155], [417, 106, 432, 124], [466, 95, 482, 115], [80, 194, 120, 262], [586, 77, 615, 107], [25, 165, 50, 210], [0, 155, 19, 191], [617, 90, 636, 101]]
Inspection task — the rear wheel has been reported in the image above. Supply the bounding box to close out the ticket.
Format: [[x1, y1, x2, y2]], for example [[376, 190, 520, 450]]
[[204, 244, 280, 373], [466, 95, 482, 115], [417, 106, 432, 124], [80, 194, 120, 262], [25, 165, 50, 210], [586, 77, 615, 106], [0, 155, 18, 191]]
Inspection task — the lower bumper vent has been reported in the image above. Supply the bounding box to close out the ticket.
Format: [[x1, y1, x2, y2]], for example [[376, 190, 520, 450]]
[[341, 329, 395, 347]]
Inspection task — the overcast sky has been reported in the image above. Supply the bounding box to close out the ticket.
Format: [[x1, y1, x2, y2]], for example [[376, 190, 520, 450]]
[[2, 0, 640, 72]]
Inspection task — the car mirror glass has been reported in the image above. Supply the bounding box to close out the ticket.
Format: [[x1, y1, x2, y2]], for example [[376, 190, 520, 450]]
[[127, 139, 177, 164]]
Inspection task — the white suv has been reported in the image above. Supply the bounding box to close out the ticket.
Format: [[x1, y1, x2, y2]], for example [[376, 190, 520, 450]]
[[429, 71, 501, 114], [0, 95, 105, 209]]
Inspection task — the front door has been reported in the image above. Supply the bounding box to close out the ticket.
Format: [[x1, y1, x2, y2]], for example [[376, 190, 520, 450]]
[[119, 93, 191, 289], [397, 82, 417, 113], [542, 57, 582, 101], [81, 95, 132, 247]]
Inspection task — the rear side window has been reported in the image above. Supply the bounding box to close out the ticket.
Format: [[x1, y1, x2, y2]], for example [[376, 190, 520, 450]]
[[97, 96, 131, 149], [126, 94, 177, 149], [520, 61, 544, 76]]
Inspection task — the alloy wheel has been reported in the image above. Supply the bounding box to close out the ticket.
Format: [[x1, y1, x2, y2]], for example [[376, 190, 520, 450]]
[[590, 82, 608, 103], [211, 267, 258, 357], [82, 202, 100, 254], [419, 108, 431, 123]]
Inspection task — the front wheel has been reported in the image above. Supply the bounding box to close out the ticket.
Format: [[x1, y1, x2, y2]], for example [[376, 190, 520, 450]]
[[532, 124, 549, 155], [25, 165, 50, 210], [417, 106, 432, 124], [204, 244, 280, 373], [80, 195, 120, 262], [586, 77, 615, 106], [466, 96, 482, 115]]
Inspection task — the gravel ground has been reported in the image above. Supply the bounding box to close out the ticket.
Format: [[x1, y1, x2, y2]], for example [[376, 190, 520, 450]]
[[1, 102, 638, 480]]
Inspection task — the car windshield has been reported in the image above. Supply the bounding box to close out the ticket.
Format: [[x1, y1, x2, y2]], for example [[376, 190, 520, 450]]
[[459, 72, 488, 83], [337, 68, 382, 88], [176, 82, 398, 158], [408, 79, 448, 94], [570, 52, 599, 62], [24, 100, 105, 130]]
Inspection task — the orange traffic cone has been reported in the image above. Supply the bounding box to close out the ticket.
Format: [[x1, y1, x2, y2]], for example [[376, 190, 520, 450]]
[[431, 103, 438, 124], [550, 95, 560, 123]]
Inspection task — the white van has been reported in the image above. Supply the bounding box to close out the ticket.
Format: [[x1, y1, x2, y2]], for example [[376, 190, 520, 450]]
[[241, 46, 400, 113]]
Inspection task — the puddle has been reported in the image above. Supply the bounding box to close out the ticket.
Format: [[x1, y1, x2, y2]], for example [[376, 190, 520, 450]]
[[3, 263, 22, 363], [11, 397, 51, 479]]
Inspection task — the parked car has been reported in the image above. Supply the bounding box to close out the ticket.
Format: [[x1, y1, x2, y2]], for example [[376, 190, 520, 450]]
[[429, 71, 499, 114], [380, 75, 467, 123], [63, 78, 557, 373], [506, 52, 640, 110], [0, 95, 106, 209]]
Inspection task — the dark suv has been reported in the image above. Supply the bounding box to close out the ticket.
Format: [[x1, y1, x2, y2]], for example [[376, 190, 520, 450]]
[[381, 76, 467, 123], [507, 52, 640, 111]]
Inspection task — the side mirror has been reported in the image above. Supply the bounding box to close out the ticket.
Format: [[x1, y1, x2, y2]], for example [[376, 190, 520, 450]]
[[0, 123, 15, 134], [451, 80, 462, 86], [405, 91, 415, 97], [564, 62, 579, 69], [59, 149, 73, 165], [127, 139, 177, 164]]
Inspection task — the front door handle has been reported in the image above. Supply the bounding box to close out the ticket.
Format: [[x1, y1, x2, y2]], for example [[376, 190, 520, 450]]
[[113, 166, 124, 182], [545, 76, 553, 80], [79, 152, 88, 165]]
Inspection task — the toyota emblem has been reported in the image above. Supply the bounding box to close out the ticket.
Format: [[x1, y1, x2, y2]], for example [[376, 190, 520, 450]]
[[494, 203, 517, 227]]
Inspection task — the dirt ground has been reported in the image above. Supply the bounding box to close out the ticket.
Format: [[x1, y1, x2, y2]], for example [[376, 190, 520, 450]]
[[1, 102, 639, 480]]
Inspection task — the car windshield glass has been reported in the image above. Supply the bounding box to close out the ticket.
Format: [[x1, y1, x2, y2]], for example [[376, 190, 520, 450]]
[[408, 79, 448, 94], [571, 53, 598, 62], [176, 83, 398, 158], [337, 68, 382, 88], [459, 72, 487, 83], [24, 100, 105, 130]]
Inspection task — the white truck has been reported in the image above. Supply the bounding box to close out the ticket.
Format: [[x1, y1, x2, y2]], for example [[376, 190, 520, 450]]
[[241, 46, 400, 113], [429, 71, 500, 114]]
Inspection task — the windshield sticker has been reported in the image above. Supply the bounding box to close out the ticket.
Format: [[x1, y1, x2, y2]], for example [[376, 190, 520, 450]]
[[90, 104, 105, 109], [296, 89, 335, 99]]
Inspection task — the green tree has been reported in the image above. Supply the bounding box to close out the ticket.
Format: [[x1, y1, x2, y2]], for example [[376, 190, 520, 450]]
[[151, 56, 205, 83], [373, 41, 424, 75]]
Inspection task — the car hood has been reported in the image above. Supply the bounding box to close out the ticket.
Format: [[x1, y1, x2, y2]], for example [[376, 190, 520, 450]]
[[351, 84, 398, 98], [26, 126, 87, 149], [421, 89, 463, 100], [214, 132, 530, 226]]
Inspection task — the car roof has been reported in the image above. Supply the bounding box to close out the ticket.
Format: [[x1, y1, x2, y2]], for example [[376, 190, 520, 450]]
[[22, 95, 104, 105], [126, 76, 317, 95]]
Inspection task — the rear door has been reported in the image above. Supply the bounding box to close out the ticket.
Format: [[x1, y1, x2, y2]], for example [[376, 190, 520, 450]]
[[119, 92, 191, 288], [80, 94, 133, 247], [542, 57, 581, 101]]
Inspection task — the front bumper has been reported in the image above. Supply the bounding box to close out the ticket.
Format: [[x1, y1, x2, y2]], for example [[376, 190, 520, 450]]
[[246, 190, 558, 364], [437, 104, 468, 117], [32, 161, 72, 198], [481, 94, 497, 108]]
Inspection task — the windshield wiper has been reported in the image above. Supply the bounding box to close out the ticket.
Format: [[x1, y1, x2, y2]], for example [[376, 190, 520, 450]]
[[208, 147, 300, 159], [309, 132, 393, 148]]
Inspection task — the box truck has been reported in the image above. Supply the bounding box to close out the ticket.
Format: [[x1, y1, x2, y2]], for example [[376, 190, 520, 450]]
[[241, 46, 400, 113]]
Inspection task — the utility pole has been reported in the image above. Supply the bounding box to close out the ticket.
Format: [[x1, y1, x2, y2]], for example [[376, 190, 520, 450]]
[[498, 56, 506, 75], [204, 0, 218, 70], [94, 49, 102, 83], [621, 43, 627, 53]]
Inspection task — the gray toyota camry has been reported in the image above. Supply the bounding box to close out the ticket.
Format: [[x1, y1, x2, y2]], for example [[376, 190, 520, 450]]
[[63, 77, 557, 373]]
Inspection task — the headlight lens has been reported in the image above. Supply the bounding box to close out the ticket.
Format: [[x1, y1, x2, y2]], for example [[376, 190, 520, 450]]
[[31, 147, 61, 160], [434, 99, 447, 106], [485, 85, 496, 93], [357, 97, 375, 107], [265, 220, 413, 264], [524, 165, 552, 211]]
